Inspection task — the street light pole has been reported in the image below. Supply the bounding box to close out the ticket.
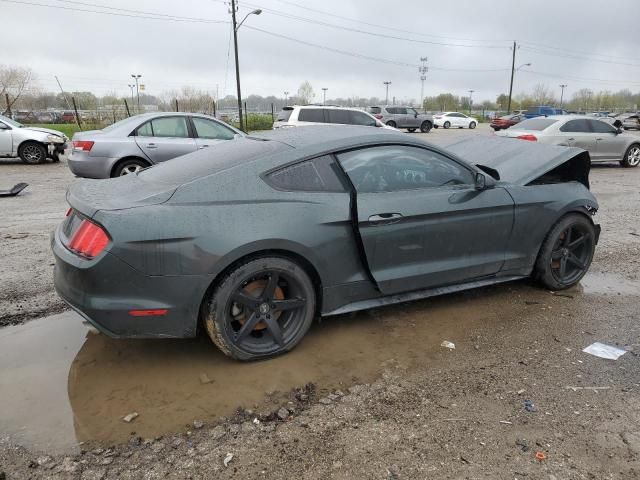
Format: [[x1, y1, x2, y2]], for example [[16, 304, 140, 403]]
[[284, 91, 289, 105], [468, 90, 474, 114], [419, 57, 428, 112], [230, 1, 262, 133], [128, 84, 135, 109], [322, 87, 328, 105], [383, 81, 391, 105], [131, 74, 141, 113], [559, 84, 568, 108], [507, 59, 531, 114]]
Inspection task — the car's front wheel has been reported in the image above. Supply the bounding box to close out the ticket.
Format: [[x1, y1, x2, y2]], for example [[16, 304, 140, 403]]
[[620, 144, 640, 168], [469, 121, 477, 129], [204, 256, 316, 361], [18, 142, 46, 164], [534, 214, 596, 290], [443, 121, 451, 129], [420, 121, 432, 133]]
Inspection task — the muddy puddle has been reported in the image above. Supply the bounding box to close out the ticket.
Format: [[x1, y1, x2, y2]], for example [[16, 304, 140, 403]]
[[576, 271, 640, 296], [0, 272, 629, 453]]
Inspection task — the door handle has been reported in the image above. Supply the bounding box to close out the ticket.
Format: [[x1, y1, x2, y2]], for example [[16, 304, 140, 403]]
[[145, 143, 157, 149], [199, 145, 209, 149], [596, 138, 603, 141], [368, 213, 403, 224], [568, 138, 575, 141]]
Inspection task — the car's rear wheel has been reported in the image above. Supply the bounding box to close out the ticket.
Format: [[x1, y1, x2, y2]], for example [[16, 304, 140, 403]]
[[407, 128, 416, 133], [386, 121, 397, 128], [469, 121, 477, 129], [420, 121, 432, 133], [18, 142, 46, 164], [443, 121, 451, 129], [204, 256, 316, 361], [534, 214, 596, 290], [620, 144, 640, 168], [113, 158, 149, 177]]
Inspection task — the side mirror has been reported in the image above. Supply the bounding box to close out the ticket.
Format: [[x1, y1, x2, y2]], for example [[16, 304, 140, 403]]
[[414, 113, 418, 118], [475, 172, 496, 190], [613, 119, 623, 129]]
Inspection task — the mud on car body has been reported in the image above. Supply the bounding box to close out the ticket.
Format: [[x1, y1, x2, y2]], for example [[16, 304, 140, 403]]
[[52, 126, 600, 361]]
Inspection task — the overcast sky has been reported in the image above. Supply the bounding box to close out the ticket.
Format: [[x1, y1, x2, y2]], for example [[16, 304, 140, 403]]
[[3, 0, 640, 104]]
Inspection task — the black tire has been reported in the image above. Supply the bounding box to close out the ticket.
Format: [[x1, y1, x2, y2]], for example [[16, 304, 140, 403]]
[[18, 142, 46, 164], [620, 144, 640, 168], [433, 125, 439, 129], [534, 214, 596, 290], [386, 121, 397, 128], [204, 256, 316, 361], [420, 121, 432, 133], [443, 121, 451, 129], [469, 121, 477, 129], [112, 158, 149, 177], [407, 128, 416, 133]]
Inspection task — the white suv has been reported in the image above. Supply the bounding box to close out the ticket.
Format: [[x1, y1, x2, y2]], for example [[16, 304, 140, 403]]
[[273, 105, 393, 130]]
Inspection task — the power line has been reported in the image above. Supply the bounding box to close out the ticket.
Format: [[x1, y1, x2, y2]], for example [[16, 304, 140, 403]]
[[520, 41, 640, 63], [522, 69, 640, 87], [521, 45, 640, 68], [0, 0, 229, 23]]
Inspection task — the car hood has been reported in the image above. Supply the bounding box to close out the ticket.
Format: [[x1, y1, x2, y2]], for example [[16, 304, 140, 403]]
[[445, 136, 589, 186], [23, 126, 67, 139], [67, 174, 178, 218]]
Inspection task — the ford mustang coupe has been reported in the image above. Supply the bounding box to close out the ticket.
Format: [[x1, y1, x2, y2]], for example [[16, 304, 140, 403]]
[[52, 126, 600, 360]]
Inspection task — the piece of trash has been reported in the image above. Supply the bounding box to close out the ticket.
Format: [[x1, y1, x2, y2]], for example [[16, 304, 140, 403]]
[[550, 291, 574, 299], [515, 438, 530, 452], [193, 420, 204, 429], [252, 418, 260, 425], [0, 182, 28, 197], [223, 452, 234, 467], [565, 386, 611, 393], [524, 400, 536, 412], [499, 420, 513, 425], [440, 340, 455, 349], [583, 342, 627, 360], [199, 373, 213, 384], [517, 389, 526, 395], [122, 412, 139, 423], [535, 451, 546, 461]]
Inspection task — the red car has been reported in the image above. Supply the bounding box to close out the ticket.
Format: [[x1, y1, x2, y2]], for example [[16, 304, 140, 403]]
[[490, 114, 523, 131]]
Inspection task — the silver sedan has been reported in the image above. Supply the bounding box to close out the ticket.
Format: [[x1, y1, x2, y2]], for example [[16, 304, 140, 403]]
[[68, 112, 243, 178], [496, 115, 640, 167]]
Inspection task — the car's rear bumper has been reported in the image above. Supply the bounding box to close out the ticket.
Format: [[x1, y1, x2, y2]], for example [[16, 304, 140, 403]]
[[67, 151, 114, 178], [51, 224, 207, 339]]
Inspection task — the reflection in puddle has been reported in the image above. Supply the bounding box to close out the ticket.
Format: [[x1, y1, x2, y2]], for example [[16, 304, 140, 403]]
[[578, 272, 640, 296], [0, 279, 591, 453]]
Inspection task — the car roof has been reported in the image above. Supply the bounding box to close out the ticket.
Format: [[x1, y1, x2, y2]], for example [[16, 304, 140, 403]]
[[290, 105, 368, 111], [253, 125, 408, 148]]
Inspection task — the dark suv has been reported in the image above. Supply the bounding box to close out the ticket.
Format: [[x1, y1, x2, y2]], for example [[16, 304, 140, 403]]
[[367, 106, 433, 133]]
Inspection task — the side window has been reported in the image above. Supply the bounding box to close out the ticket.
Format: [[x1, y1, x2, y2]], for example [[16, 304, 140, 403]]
[[326, 109, 351, 124], [560, 119, 590, 133], [589, 120, 616, 134], [349, 111, 377, 127], [265, 155, 346, 192], [395, 107, 408, 115], [337, 145, 475, 193], [297, 108, 325, 123], [386, 107, 397, 114], [192, 117, 236, 140], [136, 121, 153, 136], [150, 117, 190, 138]]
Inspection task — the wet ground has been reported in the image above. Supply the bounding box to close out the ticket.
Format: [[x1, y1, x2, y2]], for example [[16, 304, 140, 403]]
[[1, 124, 640, 478]]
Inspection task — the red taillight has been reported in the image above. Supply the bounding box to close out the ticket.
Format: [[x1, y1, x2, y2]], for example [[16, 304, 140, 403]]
[[517, 134, 537, 141], [374, 114, 383, 119], [68, 219, 109, 258], [65, 207, 72, 217], [128, 309, 168, 317], [72, 140, 94, 152]]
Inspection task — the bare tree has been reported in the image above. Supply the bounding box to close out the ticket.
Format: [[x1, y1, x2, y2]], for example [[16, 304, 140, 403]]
[[531, 84, 556, 105], [0, 65, 34, 114], [297, 81, 315, 104]]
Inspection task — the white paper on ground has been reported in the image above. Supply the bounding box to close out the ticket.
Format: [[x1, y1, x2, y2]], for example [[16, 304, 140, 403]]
[[582, 342, 627, 360]]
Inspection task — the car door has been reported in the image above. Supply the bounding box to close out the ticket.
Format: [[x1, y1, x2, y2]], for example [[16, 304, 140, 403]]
[[393, 107, 408, 127], [556, 119, 596, 153], [347, 110, 378, 127], [406, 108, 421, 128], [588, 119, 623, 160], [0, 121, 12, 155], [133, 116, 197, 163], [336, 145, 515, 295], [191, 116, 237, 150]]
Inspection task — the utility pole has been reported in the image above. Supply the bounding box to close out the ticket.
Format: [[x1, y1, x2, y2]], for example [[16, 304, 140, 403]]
[[383, 81, 391, 105], [419, 57, 428, 112], [507, 41, 517, 114], [468, 90, 474, 114], [131, 74, 141, 113], [559, 84, 568, 108], [322, 87, 328, 105], [284, 91, 289, 106], [128, 84, 135, 111]]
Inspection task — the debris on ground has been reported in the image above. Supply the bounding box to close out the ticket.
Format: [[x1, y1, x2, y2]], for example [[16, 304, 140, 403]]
[[565, 386, 611, 392], [499, 420, 513, 425], [122, 412, 139, 423], [535, 451, 547, 461], [524, 399, 537, 412], [223, 452, 234, 467], [583, 342, 627, 360], [0, 182, 28, 197], [440, 340, 455, 349], [199, 373, 213, 384], [193, 420, 204, 429], [517, 389, 526, 395], [515, 438, 530, 452]]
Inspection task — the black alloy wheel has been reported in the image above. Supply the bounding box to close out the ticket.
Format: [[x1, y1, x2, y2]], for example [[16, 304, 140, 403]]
[[205, 257, 315, 360]]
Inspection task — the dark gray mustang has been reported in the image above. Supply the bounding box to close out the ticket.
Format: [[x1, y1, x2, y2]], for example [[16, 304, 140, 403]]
[[52, 126, 600, 360]]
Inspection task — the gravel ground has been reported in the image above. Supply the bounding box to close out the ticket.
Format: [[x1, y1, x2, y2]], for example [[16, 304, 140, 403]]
[[1, 124, 640, 479]]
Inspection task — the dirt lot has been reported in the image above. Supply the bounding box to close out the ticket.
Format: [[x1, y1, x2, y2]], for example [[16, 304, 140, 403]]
[[1, 124, 640, 479]]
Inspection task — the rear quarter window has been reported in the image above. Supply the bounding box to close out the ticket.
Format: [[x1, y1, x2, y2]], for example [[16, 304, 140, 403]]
[[368, 107, 381, 114], [276, 109, 293, 122], [265, 155, 346, 192]]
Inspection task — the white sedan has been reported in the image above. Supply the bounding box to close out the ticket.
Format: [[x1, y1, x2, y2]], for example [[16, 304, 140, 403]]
[[433, 112, 478, 129]]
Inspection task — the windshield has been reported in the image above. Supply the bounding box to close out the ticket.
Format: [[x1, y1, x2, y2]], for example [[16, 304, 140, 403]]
[[511, 118, 558, 131], [0, 114, 23, 128]]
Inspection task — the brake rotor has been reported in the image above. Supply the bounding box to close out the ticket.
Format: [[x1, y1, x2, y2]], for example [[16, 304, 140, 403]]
[[233, 279, 285, 331]]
